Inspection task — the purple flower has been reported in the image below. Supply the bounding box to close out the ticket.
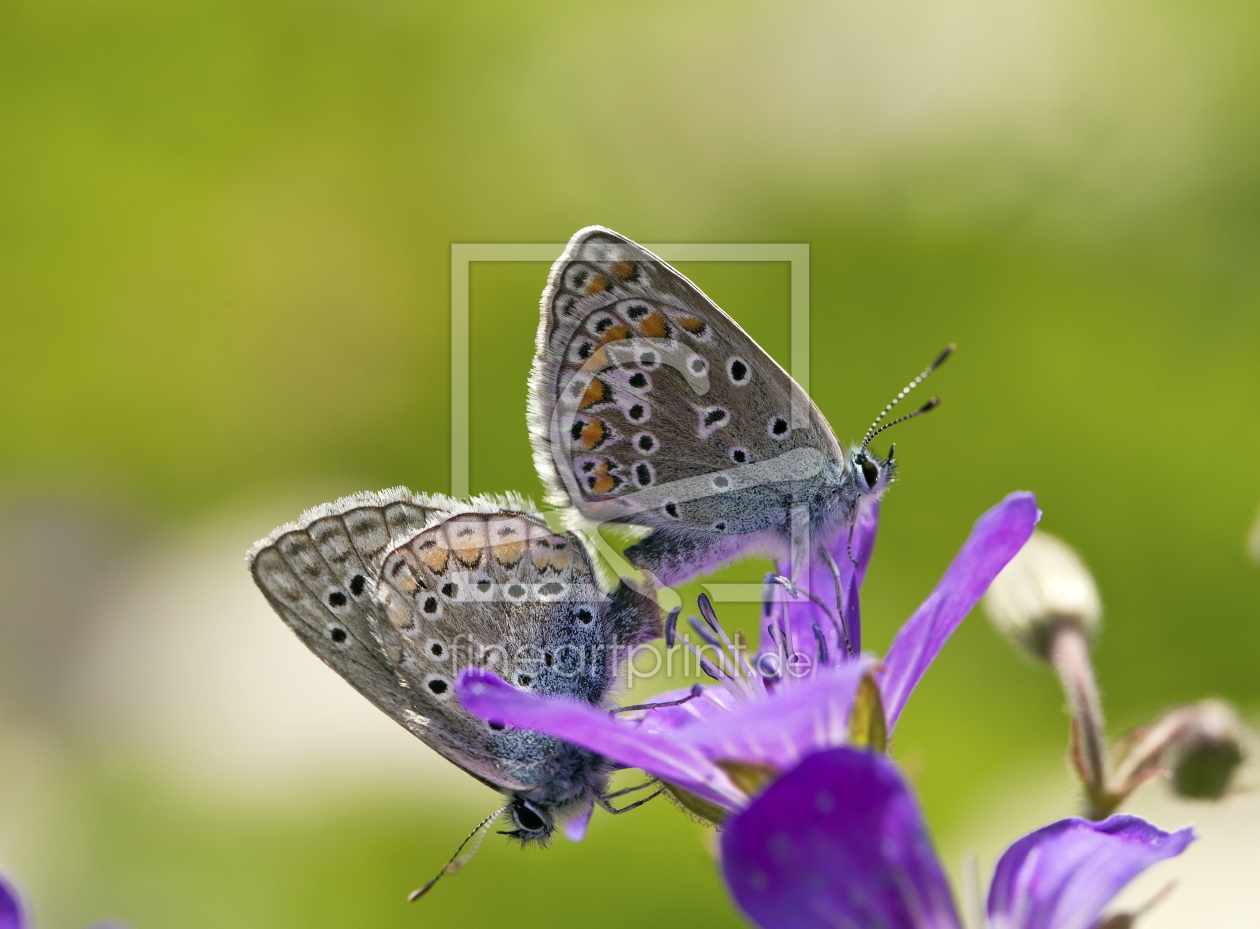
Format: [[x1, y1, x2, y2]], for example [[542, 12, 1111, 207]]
[[721, 745, 1193, 929], [1, 877, 18, 929], [457, 491, 1040, 818], [0, 874, 128, 929]]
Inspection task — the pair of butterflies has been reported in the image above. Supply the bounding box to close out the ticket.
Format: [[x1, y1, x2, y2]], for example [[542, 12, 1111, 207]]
[[248, 227, 946, 889]]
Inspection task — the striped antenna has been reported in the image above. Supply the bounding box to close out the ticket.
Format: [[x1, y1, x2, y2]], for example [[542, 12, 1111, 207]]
[[861, 345, 954, 452], [409, 804, 506, 902]]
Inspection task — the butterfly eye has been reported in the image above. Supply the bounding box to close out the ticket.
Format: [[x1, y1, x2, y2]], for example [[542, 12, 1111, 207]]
[[860, 456, 880, 489], [513, 800, 547, 833]]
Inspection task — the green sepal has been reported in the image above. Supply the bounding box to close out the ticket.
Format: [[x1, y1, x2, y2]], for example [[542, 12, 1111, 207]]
[[715, 759, 779, 798], [847, 673, 887, 752], [658, 781, 729, 827]]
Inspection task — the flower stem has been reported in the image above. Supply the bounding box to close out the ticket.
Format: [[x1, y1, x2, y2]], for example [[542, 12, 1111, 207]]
[[1048, 623, 1111, 817]]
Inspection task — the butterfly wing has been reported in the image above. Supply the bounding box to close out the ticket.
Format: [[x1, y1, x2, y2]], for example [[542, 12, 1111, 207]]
[[250, 488, 659, 797], [248, 488, 530, 792], [529, 227, 844, 576]]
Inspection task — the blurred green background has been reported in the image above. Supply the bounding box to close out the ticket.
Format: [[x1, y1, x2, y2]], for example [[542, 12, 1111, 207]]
[[2, 0, 1259, 926]]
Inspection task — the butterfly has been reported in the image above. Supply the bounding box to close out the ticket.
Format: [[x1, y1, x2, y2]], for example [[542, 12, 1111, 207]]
[[528, 226, 948, 597], [247, 488, 661, 863]]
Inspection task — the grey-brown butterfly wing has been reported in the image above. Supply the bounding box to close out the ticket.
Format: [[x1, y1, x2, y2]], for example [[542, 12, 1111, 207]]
[[528, 226, 845, 582], [248, 488, 531, 792], [250, 488, 660, 800], [368, 504, 658, 798]]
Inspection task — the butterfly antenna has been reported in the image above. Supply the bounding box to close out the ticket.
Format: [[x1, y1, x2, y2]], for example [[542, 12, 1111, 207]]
[[408, 804, 506, 902], [861, 344, 954, 452]]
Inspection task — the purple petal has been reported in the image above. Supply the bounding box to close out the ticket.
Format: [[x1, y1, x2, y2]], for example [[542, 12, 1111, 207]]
[[761, 501, 880, 664], [0, 876, 22, 929], [677, 660, 874, 768], [455, 668, 746, 810], [842, 569, 862, 656], [880, 491, 1039, 730], [563, 798, 595, 843], [988, 814, 1194, 929], [628, 661, 872, 770], [721, 747, 961, 929], [845, 498, 881, 588]]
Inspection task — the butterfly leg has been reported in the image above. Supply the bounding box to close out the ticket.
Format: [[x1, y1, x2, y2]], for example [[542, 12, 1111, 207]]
[[818, 545, 855, 659], [612, 683, 704, 714], [597, 789, 664, 814], [766, 572, 846, 640], [601, 779, 658, 800], [769, 573, 802, 598]]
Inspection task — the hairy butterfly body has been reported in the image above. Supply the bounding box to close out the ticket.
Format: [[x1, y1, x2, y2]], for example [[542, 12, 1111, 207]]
[[529, 227, 939, 588], [248, 487, 659, 841]]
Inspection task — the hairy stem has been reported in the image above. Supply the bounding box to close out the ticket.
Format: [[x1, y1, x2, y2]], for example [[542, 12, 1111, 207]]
[[1049, 623, 1111, 817]]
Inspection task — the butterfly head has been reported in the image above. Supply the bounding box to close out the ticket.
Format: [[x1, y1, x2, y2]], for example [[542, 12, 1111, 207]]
[[502, 797, 556, 842], [850, 444, 897, 498]]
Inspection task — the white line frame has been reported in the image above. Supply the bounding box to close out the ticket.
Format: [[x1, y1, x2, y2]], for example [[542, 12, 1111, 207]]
[[449, 241, 809, 604]]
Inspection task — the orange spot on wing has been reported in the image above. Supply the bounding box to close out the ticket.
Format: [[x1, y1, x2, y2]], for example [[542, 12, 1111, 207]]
[[527, 526, 569, 573], [638, 312, 670, 339], [418, 540, 450, 575], [590, 471, 618, 494], [454, 547, 483, 568], [386, 552, 423, 592], [600, 324, 630, 344], [493, 540, 525, 566], [678, 316, 706, 334], [488, 517, 527, 566], [580, 378, 608, 409], [611, 261, 636, 280], [532, 538, 575, 573], [585, 275, 610, 296], [579, 419, 608, 449], [582, 459, 624, 497], [584, 346, 609, 370], [448, 518, 488, 568]]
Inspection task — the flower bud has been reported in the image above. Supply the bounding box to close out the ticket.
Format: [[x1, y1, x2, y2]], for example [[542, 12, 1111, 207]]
[[982, 531, 1101, 661], [1164, 700, 1250, 801]]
